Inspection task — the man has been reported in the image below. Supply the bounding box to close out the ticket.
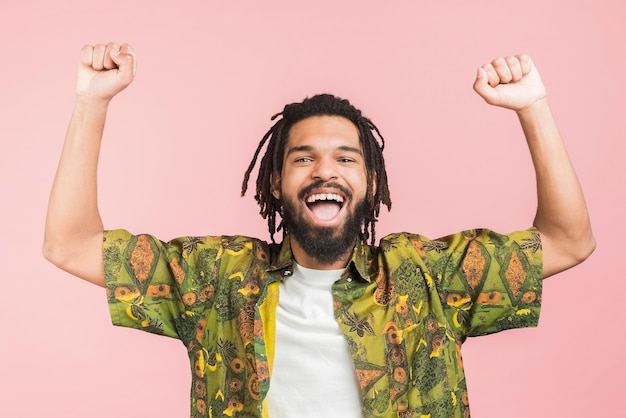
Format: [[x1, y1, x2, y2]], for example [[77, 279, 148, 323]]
[[44, 43, 594, 417]]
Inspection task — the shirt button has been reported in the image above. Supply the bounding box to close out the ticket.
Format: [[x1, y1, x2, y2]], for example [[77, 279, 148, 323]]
[[346, 277, 352, 282]]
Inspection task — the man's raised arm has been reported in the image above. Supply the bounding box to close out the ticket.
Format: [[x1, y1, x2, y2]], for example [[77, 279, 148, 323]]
[[43, 43, 136, 286], [473, 54, 595, 278]]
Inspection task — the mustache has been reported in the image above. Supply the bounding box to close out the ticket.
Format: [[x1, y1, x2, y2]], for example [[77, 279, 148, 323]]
[[297, 181, 352, 201]]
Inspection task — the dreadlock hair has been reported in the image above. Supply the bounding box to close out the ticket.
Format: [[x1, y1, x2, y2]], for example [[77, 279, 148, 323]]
[[241, 93, 392, 245]]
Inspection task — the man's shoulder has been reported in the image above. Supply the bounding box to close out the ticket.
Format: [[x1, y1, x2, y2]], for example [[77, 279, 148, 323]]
[[374, 230, 483, 256], [185, 234, 276, 254], [375, 228, 540, 256], [377, 231, 434, 246], [104, 229, 277, 253], [378, 228, 507, 244]]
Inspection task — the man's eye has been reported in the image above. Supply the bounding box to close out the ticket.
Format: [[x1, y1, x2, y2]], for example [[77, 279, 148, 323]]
[[295, 157, 312, 163]]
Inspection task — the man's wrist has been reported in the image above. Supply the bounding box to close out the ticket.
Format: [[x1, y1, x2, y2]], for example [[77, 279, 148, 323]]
[[74, 93, 112, 109], [516, 97, 550, 120], [73, 94, 112, 118]]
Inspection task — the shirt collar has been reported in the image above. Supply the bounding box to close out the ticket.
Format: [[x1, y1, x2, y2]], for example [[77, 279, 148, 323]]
[[348, 238, 377, 283], [267, 235, 295, 279], [268, 234, 377, 283]]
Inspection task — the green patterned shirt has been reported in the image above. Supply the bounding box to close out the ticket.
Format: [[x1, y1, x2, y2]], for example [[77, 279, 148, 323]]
[[103, 227, 542, 417]]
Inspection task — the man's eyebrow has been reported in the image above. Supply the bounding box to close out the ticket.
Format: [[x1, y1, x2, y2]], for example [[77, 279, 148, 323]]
[[338, 145, 363, 155], [285, 145, 313, 156], [285, 145, 363, 156]]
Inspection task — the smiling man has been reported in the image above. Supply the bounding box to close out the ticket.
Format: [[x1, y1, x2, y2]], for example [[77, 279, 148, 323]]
[[44, 43, 594, 418], [272, 114, 375, 268]]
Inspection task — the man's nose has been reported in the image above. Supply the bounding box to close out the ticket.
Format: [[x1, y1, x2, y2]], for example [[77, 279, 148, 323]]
[[311, 158, 338, 181]]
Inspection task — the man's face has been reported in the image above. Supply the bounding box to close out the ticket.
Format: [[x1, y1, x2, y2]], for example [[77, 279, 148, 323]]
[[272, 115, 371, 265]]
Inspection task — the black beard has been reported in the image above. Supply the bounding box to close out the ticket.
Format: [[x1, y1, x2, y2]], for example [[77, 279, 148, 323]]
[[281, 194, 367, 266]]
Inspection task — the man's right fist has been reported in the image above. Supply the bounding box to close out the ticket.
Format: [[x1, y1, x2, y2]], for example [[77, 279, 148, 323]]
[[76, 42, 136, 102]]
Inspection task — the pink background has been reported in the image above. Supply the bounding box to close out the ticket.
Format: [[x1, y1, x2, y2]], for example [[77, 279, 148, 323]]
[[1, 1, 623, 416]]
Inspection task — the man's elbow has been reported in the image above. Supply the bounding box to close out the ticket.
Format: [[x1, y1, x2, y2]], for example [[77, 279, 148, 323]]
[[42, 234, 106, 287], [42, 237, 71, 270], [571, 231, 596, 265], [559, 230, 596, 274], [540, 227, 595, 278]]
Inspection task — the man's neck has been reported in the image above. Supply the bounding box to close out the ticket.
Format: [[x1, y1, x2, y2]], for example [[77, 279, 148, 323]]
[[289, 236, 353, 270]]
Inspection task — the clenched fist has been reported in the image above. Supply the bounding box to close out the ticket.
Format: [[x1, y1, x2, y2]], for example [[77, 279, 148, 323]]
[[76, 42, 136, 102], [473, 54, 547, 112]]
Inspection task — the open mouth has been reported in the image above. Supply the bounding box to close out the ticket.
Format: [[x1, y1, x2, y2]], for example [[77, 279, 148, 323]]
[[305, 193, 345, 221]]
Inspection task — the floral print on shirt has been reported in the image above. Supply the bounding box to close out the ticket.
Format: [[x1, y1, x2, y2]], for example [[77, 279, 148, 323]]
[[103, 227, 542, 417]]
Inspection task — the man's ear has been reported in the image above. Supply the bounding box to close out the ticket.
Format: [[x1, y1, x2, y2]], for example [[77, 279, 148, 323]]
[[271, 174, 281, 199], [371, 171, 377, 196]]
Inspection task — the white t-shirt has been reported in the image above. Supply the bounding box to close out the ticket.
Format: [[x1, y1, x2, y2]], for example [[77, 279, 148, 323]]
[[265, 263, 362, 417]]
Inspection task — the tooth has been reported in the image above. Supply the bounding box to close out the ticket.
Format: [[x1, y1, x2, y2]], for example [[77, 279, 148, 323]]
[[305, 193, 345, 203]]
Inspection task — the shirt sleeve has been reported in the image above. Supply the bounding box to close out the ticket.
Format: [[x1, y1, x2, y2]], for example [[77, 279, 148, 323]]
[[423, 228, 543, 338], [103, 229, 220, 344]]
